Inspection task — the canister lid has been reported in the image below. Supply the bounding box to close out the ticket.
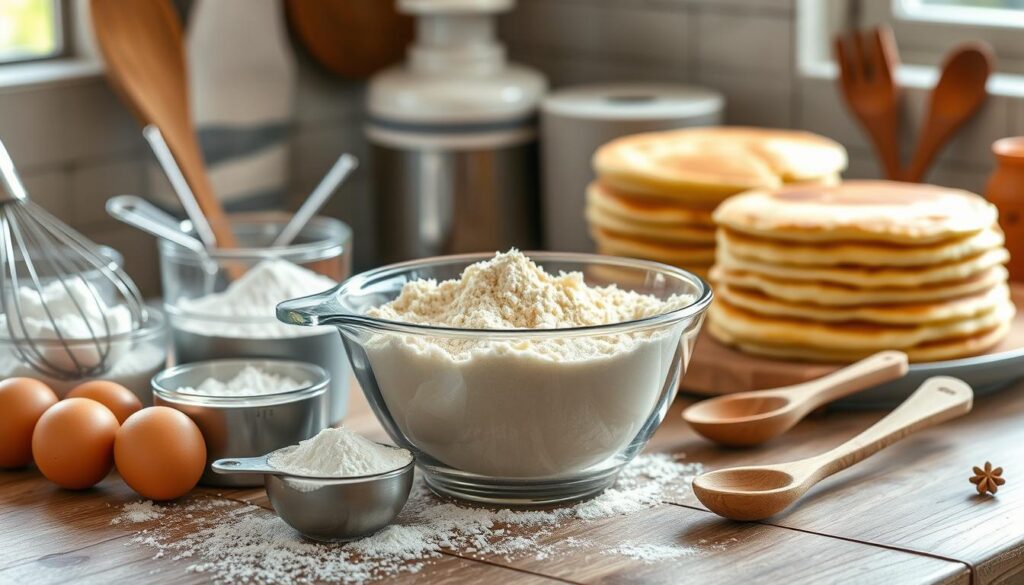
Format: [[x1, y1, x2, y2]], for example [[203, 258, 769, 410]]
[[541, 83, 724, 121]]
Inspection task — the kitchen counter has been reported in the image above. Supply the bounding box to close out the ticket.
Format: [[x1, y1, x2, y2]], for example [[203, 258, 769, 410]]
[[2, 377, 1023, 584]]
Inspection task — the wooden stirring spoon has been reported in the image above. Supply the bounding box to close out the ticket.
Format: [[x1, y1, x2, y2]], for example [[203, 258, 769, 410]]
[[692, 376, 973, 521], [904, 44, 994, 183], [683, 351, 908, 447], [90, 0, 237, 248]]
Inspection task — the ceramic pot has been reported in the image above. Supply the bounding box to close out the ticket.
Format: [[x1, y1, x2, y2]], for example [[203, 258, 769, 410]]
[[986, 137, 1024, 281]]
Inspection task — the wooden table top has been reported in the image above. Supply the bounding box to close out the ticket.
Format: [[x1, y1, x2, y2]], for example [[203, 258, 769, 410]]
[[2, 377, 1023, 585]]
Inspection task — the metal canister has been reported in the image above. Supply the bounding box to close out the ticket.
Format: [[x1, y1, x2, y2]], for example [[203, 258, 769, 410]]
[[367, 0, 547, 262], [152, 359, 329, 487]]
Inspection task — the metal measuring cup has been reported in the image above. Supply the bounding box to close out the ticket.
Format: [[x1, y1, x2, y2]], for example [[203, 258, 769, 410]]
[[212, 449, 414, 542]]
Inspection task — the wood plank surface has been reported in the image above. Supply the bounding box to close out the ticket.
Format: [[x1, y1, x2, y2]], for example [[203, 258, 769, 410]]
[[2, 377, 1022, 583]]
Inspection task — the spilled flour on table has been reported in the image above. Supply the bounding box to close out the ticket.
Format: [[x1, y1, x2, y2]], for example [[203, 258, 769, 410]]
[[112, 454, 710, 584], [110, 500, 165, 525]]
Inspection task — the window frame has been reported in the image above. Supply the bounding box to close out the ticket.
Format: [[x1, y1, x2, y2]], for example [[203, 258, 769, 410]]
[[798, 0, 1024, 95], [0, 0, 71, 66]]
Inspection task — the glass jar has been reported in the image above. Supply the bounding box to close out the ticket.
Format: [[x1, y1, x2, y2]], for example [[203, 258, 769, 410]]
[[158, 211, 352, 423]]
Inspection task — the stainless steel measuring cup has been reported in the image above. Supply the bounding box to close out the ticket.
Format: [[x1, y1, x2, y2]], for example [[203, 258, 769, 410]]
[[212, 451, 414, 541]]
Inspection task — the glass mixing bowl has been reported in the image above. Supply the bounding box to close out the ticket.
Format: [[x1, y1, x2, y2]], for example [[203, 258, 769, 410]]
[[278, 252, 712, 505]]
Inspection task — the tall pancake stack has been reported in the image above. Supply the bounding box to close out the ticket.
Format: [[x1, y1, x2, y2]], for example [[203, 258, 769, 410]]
[[586, 127, 848, 278], [709, 180, 1015, 362]]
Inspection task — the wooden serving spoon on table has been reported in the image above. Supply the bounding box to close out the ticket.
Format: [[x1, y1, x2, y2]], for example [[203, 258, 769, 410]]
[[683, 351, 909, 447], [904, 44, 994, 183], [692, 376, 973, 521], [90, 0, 237, 248]]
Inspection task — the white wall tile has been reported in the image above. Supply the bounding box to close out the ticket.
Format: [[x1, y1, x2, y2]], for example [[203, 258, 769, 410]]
[[842, 149, 883, 181], [19, 167, 71, 224], [503, 1, 689, 65], [69, 156, 147, 228], [294, 58, 365, 126], [694, 9, 792, 76], [513, 51, 688, 88], [697, 71, 792, 127], [0, 79, 143, 169]]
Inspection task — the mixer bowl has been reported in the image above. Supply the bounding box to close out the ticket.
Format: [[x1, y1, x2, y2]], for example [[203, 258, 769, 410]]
[[277, 252, 712, 505]]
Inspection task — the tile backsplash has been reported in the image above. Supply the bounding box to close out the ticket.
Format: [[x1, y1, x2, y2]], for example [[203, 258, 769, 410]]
[[0, 0, 1019, 296]]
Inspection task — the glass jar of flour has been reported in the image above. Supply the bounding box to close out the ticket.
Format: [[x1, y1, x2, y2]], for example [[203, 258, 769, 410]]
[[158, 212, 352, 423]]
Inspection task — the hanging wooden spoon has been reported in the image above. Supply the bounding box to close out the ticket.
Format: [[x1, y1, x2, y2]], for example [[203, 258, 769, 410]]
[[90, 0, 237, 248], [683, 351, 908, 447], [904, 44, 994, 183], [692, 376, 973, 521]]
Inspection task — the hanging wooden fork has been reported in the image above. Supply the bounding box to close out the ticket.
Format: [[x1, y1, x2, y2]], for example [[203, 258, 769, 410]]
[[835, 26, 903, 180]]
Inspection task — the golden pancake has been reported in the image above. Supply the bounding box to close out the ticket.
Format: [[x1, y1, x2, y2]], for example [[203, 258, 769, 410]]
[[708, 297, 1015, 353], [586, 182, 715, 227], [713, 180, 999, 244], [718, 226, 1004, 267], [586, 205, 716, 244], [709, 265, 1009, 306], [716, 246, 1010, 288], [591, 228, 716, 264], [707, 319, 1011, 363], [714, 281, 1010, 325], [593, 127, 847, 204]]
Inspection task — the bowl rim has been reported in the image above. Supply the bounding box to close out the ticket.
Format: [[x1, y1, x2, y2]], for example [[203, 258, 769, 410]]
[[151, 358, 330, 406], [308, 251, 713, 337]]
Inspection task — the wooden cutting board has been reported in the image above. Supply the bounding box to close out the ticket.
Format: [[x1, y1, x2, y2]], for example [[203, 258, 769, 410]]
[[683, 283, 1024, 397], [284, 0, 413, 79]]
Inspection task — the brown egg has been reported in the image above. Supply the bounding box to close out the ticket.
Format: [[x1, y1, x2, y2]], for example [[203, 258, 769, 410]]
[[67, 381, 143, 424], [32, 398, 119, 489], [0, 378, 59, 468], [115, 407, 206, 501]]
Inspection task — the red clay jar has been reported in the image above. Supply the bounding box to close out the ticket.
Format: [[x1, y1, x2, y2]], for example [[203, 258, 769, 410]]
[[986, 137, 1024, 281]]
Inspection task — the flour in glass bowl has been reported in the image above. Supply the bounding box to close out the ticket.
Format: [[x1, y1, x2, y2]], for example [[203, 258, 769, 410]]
[[363, 249, 696, 478], [175, 259, 336, 339]]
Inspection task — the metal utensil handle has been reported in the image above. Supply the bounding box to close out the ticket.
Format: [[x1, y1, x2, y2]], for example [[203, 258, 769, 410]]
[[143, 125, 218, 249], [106, 195, 208, 255], [211, 455, 279, 476], [0, 137, 28, 203], [273, 153, 358, 247]]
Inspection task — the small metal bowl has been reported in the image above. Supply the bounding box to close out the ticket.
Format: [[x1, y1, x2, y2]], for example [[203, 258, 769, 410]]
[[212, 451, 415, 541], [152, 359, 330, 487]]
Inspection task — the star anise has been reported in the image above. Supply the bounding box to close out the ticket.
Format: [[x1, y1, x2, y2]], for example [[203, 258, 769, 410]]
[[970, 462, 1005, 495]]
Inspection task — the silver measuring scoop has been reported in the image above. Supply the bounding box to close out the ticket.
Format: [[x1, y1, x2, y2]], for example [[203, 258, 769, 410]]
[[212, 450, 414, 541]]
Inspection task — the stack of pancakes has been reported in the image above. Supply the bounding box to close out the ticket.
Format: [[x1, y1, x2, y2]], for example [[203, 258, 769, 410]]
[[586, 127, 848, 278], [709, 180, 1015, 362]]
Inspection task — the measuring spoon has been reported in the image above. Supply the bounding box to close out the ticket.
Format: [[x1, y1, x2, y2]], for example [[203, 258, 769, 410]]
[[683, 351, 909, 447], [692, 376, 973, 521]]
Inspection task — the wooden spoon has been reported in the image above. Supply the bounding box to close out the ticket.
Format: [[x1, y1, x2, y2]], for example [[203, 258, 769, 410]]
[[904, 44, 994, 182], [90, 0, 237, 248], [692, 376, 973, 521], [683, 351, 908, 447]]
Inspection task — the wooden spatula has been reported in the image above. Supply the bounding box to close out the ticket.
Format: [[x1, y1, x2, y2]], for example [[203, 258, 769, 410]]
[[90, 0, 237, 248]]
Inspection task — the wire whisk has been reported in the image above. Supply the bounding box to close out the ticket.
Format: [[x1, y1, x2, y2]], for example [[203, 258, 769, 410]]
[[0, 138, 147, 380]]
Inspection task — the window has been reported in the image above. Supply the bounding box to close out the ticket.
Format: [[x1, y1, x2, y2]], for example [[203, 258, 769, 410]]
[[0, 0, 63, 65], [799, 0, 1024, 81]]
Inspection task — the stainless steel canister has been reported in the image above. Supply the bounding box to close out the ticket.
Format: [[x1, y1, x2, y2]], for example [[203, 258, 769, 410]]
[[371, 141, 539, 262], [151, 359, 329, 487]]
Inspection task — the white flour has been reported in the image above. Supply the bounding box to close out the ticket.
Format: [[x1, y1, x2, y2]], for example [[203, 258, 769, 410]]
[[115, 454, 707, 584], [268, 427, 412, 478], [176, 365, 308, 397], [1, 278, 132, 340], [363, 250, 695, 477], [175, 260, 336, 339]]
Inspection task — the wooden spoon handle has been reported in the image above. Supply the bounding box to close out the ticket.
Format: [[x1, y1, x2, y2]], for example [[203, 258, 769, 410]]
[[810, 377, 973, 480], [781, 350, 908, 413]]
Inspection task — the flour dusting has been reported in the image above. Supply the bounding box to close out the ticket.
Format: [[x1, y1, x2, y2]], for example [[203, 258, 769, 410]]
[[268, 427, 412, 478], [115, 454, 706, 584]]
